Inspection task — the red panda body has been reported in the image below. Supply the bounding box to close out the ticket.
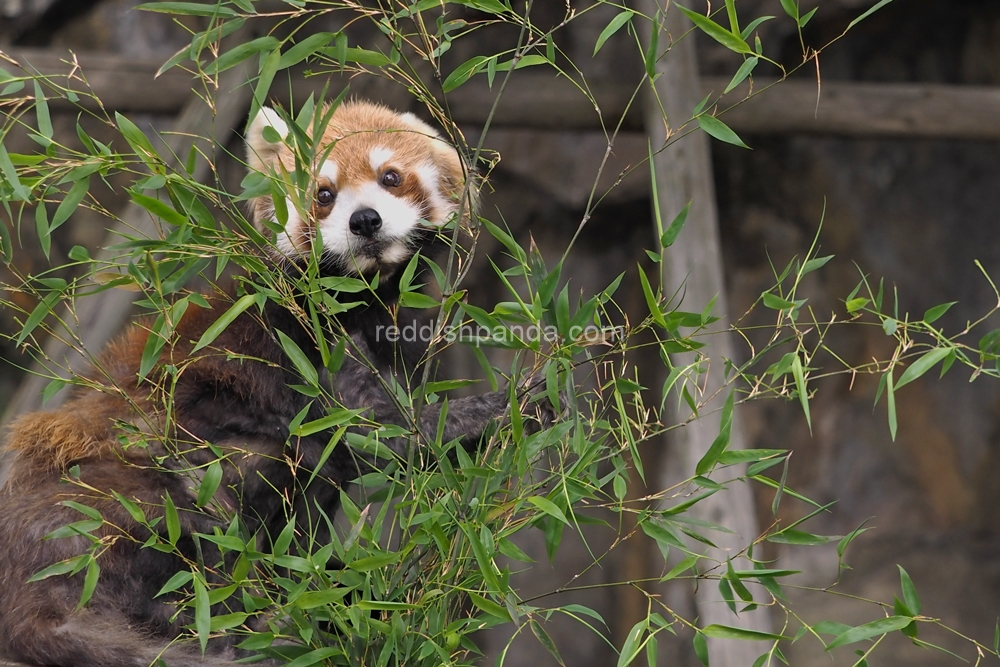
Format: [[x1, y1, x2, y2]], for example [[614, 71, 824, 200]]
[[0, 101, 514, 667]]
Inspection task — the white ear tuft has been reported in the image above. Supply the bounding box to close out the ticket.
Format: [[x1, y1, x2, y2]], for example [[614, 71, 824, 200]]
[[246, 106, 289, 170], [398, 112, 441, 139]]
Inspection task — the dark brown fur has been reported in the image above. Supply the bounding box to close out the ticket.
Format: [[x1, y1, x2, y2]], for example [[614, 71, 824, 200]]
[[0, 102, 524, 667]]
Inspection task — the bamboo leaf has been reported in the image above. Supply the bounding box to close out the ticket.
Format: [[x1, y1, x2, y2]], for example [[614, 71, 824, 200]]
[[826, 615, 913, 650], [276, 329, 319, 386], [791, 354, 811, 432], [196, 461, 223, 507], [676, 5, 752, 53], [594, 10, 634, 55], [698, 114, 751, 149], [77, 559, 100, 610], [724, 56, 758, 93], [163, 491, 180, 546], [848, 0, 894, 30], [527, 496, 569, 525], [896, 347, 951, 389], [618, 620, 646, 667], [279, 32, 336, 69], [194, 576, 210, 653], [192, 293, 260, 352], [898, 565, 921, 615], [33, 80, 52, 140], [703, 624, 787, 641]]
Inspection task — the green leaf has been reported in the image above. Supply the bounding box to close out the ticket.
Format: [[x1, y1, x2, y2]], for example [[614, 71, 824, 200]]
[[136, 2, 237, 17], [791, 354, 811, 432], [156, 569, 193, 597], [895, 347, 951, 390], [762, 292, 796, 310], [847, 0, 894, 30], [33, 80, 52, 140], [468, 592, 511, 622], [676, 5, 752, 54], [193, 576, 210, 653], [802, 254, 834, 275], [740, 15, 775, 40], [348, 552, 397, 572], [698, 114, 750, 149], [767, 529, 837, 546], [398, 291, 440, 309], [846, 297, 869, 314], [695, 389, 735, 475], [27, 554, 88, 582], [618, 620, 646, 667], [115, 112, 157, 159], [278, 32, 335, 69], [527, 496, 569, 525], [799, 6, 818, 27], [129, 191, 187, 226], [493, 54, 549, 72], [276, 330, 318, 386], [702, 624, 787, 641], [778, 0, 798, 20], [661, 202, 690, 248], [340, 47, 393, 67], [693, 632, 709, 666], [0, 140, 31, 201], [923, 301, 956, 324], [74, 559, 99, 609], [643, 15, 659, 78], [594, 10, 634, 55], [662, 554, 698, 581], [291, 408, 362, 437], [638, 265, 666, 328], [192, 293, 260, 352], [481, 217, 527, 263], [49, 176, 90, 232], [442, 55, 489, 92], [724, 56, 758, 94], [826, 615, 913, 650], [209, 35, 280, 74], [293, 588, 353, 609], [724, 0, 739, 34], [163, 491, 180, 546], [898, 565, 921, 616], [462, 0, 508, 13], [35, 203, 51, 259], [16, 292, 60, 346], [530, 619, 564, 666], [210, 612, 248, 632], [196, 461, 222, 507]]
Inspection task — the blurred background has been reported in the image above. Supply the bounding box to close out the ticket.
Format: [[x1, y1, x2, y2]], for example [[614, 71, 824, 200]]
[[2, 1, 1000, 665]]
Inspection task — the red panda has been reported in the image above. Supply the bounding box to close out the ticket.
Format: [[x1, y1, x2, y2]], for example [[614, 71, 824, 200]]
[[0, 101, 539, 667]]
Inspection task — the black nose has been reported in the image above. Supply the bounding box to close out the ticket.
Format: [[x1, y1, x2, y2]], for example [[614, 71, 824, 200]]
[[349, 208, 382, 238]]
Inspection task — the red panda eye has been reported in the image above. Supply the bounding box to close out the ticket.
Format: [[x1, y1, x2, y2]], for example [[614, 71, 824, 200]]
[[317, 188, 335, 206], [381, 170, 401, 188]]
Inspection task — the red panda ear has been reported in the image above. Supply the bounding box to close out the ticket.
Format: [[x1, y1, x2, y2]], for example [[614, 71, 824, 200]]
[[398, 112, 477, 222], [246, 106, 289, 173]]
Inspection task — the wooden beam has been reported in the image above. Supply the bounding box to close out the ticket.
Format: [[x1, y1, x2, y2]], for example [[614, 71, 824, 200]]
[[641, 3, 772, 664], [6, 47, 1000, 139]]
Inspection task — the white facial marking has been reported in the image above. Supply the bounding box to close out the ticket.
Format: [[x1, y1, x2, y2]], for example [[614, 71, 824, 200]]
[[319, 159, 338, 184], [314, 181, 424, 275], [369, 146, 394, 173], [414, 162, 451, 225]]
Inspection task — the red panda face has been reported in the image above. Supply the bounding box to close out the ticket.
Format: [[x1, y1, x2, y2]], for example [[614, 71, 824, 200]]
[[245, 101, 471, 276]]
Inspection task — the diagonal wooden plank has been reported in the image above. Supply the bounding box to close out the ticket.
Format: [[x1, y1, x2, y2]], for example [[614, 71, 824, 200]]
[[0, 62, 255, 486]]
